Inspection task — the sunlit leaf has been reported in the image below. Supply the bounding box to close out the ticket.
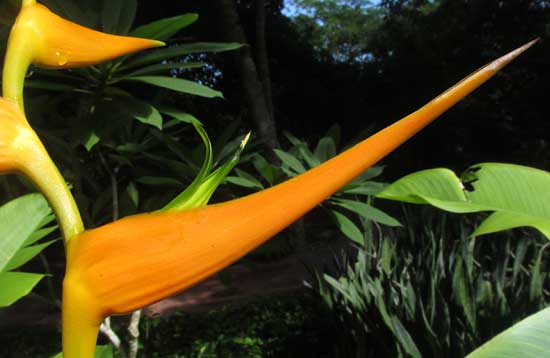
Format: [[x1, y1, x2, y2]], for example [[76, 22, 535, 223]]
[[0, 272, 44, 307], [378, 163, 550, 238], [0, 194, 51, 272], [467, 307, 550, 358]]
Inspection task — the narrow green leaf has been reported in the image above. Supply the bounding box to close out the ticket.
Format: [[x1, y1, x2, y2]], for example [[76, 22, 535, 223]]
[[25, 80, 78, 92], [24, 225, 57, 247], [122, 62, 204, 76], [529, 243, 549, 301], [0, 194, 50, 272], [125, 76, 223, 98], [253, 155, 276, 185], [5, 240, 57, 272], [130, 13, 198, 41], [273, 149, 306, 174], [332, 199, 402, 227], [391, 316, 422, 358], [452, 260, 476, 330], [162, 133, 250, 211], [314, 136, 336, 162], [121, 42, 242, 69], [102, 0, 137, 35], [126, 182, 139, 207], [332, 210, 364, 245], [342, 181, 387, 196], [226, 172, 264, 190]]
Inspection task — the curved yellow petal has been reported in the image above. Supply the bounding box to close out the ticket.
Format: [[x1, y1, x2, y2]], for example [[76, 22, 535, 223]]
[[3, 2, 164, 110], [62, 41, 535, 358], [0, 98, 83, 240]]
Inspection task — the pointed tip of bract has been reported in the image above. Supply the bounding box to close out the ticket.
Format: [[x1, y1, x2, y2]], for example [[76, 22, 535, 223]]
[[486, 38, 539, 72]]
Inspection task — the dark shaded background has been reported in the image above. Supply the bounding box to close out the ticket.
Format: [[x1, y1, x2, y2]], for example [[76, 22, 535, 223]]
[[128, 0, 550, 179]]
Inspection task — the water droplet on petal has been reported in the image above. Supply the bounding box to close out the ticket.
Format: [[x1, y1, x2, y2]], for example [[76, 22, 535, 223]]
[[55, 51, 68, 66]]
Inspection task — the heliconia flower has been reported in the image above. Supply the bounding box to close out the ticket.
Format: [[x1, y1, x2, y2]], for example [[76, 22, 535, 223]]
[[61, 40, 537, 358], [2, 0, 164, 111], [0, 97, 83, 239]]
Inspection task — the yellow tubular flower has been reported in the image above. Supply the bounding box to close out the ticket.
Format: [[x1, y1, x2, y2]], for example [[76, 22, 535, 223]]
[[62, 41, 536, 358], [2, 0, 164, 111], [0, 97, 83, 240]]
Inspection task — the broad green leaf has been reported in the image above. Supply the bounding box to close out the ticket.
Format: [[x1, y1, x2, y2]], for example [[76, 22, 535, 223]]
[[125, 76, 223, 98], [378, 168, 467, 205], [378, 163, 550, 238], [332, 210, 364, 245], [102, 0, 137, 35], [121, 42, 242, 69], [0, 272, 44, 307], [130, 13, 198, 41], [273, 149, 306, 174], [5, 240, 57, 272], [0, 194, 51, 272], [467, 307, 550, 358], [332, 198, 402, 227]]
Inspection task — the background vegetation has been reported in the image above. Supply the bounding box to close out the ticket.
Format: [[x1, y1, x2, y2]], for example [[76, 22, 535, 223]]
[[1, 0, 550, 357]]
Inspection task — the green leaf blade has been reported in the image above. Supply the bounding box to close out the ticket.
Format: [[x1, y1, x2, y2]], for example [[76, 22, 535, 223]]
[[125, 76, 223, 98]]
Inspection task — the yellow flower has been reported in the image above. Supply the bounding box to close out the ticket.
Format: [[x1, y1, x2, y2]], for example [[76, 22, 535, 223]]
[[60, 41, 536, 358], [0, 97, 83, 239], [2, 0, 164, 111]]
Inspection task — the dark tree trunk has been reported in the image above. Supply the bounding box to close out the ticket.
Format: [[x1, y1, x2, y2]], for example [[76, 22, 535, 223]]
[[217, 0, 280, 155], [254, 0, 274, 121]]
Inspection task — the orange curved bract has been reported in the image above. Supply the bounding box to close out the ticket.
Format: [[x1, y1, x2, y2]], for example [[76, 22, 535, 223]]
[[16, 3, 163, 68], [61, 41, 536, 358]]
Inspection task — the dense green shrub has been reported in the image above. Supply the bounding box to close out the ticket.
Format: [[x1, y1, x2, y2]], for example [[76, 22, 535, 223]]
[[315, 207, 550, 358]]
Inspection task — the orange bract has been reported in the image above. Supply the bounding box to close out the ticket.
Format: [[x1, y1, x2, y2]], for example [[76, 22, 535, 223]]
[[61, 41, 537, 358], [2, 1, 164, 110], [15, 3, 164, 69]]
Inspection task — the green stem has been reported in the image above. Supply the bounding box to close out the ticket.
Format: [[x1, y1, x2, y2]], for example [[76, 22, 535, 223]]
[[22, 133, 84, 243], [2, 24, 33, 112]]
